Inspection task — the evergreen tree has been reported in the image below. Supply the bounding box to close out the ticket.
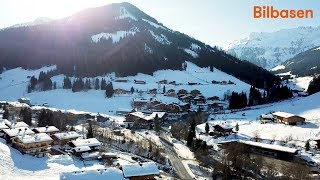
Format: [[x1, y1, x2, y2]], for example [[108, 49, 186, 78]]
[[3, 105, 9, 119], [20, 108, 32, 126], [63, 77, 72, 89], [38, 109, 47, 127], [100, 78, 107, 90], [235, 123, 239, 132], [307, 76, 320, 95], [105, 82, 114, 98], [70, 126, 75, 131], [154, 114, 161, 133], [87, 122, 94, 138], [205, 122, 209, 134], [305, 140, 310, 151], [95, 78, 100, 90], [187, 119, 196, 147], [27, 85, 32, 93], [29, 76, 38, 90]]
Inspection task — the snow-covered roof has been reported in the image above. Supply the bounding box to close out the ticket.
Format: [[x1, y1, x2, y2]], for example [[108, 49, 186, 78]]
[[122, 162, 159, 178], [214, 124, 233, 130], [71, 138, 101, 147], [3, 120, 29, 129], [272, 111, 297, 118], [129, 112, 165, 121], [0, 123, 9, 129], [73, 146, 91, 153], [8, 101, 30, 108], [2, 127, 34, 137], [34, 126, 59, 133], [18, 97, 30, 101], [240, 140, 298, 154], [148, 112, 166, 119], [17, 133, 53, 144], [81, 151, 101, 159], [260, 114, 274, 119], [53, 131, 81, 140], [60, 168, 124, 180], [130, 112, 147, 119]]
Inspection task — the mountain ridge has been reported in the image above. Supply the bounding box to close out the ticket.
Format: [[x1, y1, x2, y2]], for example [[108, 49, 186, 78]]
[[226, 26, 320, 70], [0, 2, 278, 88]]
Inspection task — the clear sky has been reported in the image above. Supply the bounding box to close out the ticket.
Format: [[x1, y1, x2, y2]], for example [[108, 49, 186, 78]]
[[0, 0, 319, 47]]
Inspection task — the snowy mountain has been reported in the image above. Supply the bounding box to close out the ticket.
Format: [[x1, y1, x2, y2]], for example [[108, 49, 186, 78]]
[[0, 2, 278, 88], [226, 26, 320, 70], [9, 17, 52, 28], [272, 46, 320, 76]]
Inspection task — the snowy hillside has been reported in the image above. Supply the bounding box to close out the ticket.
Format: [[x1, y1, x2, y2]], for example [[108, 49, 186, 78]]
[[226, 26, 320, 70], [0, 62, 251, 115], [198, 92, 320, 147]]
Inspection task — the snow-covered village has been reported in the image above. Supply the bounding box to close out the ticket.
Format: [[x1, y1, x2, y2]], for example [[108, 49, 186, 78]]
[[1, 1, 320, 180]]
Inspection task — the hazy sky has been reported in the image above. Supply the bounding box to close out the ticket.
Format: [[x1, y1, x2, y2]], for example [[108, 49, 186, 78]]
[[0, 0, 319, 47]]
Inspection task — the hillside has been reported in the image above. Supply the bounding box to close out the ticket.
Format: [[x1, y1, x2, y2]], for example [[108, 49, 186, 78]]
[[272, 46, 320, 76], [226, 26, 320, 70], [0, 2, 278, 88], [0, 62, 251, 114]]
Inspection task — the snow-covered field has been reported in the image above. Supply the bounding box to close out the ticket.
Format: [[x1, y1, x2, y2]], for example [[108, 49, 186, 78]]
[[0, 62, 251, 115]]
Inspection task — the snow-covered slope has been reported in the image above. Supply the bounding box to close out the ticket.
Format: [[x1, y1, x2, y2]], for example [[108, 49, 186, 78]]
[[196, 92, 320, 162], [0, 62, 251, 114], [226, 26, 320, 70]]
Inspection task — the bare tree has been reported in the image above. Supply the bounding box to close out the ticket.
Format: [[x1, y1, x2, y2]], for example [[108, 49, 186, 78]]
[[252, 131, 260, 142]]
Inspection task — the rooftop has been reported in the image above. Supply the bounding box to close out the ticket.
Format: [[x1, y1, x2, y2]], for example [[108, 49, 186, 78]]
[[53, 131, 81, 140], [3, 120, 29, 129], [81, 151, 101, 159], [239, 140, 298, 154], [272, 111, 297, 118], [122, 162, 159, 178], [2, 127, 34, 137], [17, 133, 53, 144], [60, 168, 124, 180], [73, 146, 91, 153], [71, 138, 101, 147], [129, 111, 166, 121], [34, 126, 59, 133], [0, 122, 9, 129]]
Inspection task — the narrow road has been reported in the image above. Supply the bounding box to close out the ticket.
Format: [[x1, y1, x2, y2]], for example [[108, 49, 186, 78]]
[[159, 130, 194, 180]]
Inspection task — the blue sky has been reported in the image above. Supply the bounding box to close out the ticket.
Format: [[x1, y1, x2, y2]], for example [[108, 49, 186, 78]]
[[0, 0, 319, 47]]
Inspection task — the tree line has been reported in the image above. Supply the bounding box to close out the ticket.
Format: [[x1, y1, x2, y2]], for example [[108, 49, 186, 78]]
[[228, 85, 293, 109]]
